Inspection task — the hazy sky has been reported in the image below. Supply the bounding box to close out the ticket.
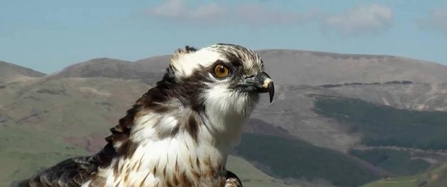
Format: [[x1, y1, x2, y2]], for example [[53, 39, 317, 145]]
[[1, 0, 447, 73]]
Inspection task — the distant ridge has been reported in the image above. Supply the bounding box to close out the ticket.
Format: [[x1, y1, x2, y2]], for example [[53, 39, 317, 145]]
[[25, 49, 447, 86], [0, 61, 45, 82], [45, 57, 167, 84]]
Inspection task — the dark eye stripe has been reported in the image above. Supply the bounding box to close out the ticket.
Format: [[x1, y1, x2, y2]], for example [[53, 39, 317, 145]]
[[226, 56, 243, 67], [212, 59, 240, 69], [230, 60, 243, 67]]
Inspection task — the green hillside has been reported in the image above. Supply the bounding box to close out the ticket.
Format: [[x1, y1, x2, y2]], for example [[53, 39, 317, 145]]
[[227, 156, 301, 187], [314, 96, 447, 150], [0, 125, 89, 186], [348, 149, 430, 176], [235, 133, 384, 187], [361, 163, 447, 187]]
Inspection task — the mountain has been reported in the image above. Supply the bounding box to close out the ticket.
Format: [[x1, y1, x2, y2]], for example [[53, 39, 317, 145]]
[[3, 48, 447, 186], [45, 49, 447, 86], [0, 61, 45, 83], [256, 49, 447, 85], [46, 57, 167, 84]]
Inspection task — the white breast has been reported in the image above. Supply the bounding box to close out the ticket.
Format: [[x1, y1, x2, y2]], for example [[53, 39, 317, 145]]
[[82, 110, 238, 187]]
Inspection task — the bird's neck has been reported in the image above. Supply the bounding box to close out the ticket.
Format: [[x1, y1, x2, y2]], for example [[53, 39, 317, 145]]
[[125, 107, 246, 164], [203, 106, 247, 155]]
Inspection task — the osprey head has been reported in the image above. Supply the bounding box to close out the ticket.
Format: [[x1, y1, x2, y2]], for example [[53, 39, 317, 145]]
[[168, 43, 274, 117]]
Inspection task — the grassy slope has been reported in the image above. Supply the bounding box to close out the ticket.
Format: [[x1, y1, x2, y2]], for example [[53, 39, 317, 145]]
[[227, 155, 301, 187], [361, 164, 447, 187], [0, 126, 89, 186], [361, 175, 421, 187], [348, 149, 430, 176]]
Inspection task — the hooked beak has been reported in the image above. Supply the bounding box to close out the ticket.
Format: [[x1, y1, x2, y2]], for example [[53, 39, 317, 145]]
[[237, 72, 275, 103]]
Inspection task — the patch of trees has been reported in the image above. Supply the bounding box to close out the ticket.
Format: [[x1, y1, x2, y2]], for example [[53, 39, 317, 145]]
[[348, 148, 430, 175], [314, 97, 447, 150], [235, 133, 381, 187]]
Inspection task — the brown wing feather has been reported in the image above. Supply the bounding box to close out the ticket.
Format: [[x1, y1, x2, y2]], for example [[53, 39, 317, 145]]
[[16, 144, 115, 187]]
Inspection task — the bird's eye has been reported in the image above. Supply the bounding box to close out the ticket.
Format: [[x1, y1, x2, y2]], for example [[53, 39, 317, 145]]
[[213, 64, 230, 78]]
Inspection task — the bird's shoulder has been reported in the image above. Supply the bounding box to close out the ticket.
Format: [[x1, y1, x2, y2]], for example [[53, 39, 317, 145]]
[[17, 144, 116, 187], [225, 170, 243, 187], [16, 156, 96, 187]]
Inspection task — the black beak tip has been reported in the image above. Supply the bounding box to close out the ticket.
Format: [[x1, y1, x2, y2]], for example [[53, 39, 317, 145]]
[[268, 82, 275, 103]]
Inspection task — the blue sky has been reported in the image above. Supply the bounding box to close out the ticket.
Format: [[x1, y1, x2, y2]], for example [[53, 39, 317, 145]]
[[1, 0, 447, 73]]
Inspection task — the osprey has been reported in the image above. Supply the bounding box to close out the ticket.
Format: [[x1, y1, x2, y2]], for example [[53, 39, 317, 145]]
[[19, 43, 275, 187]]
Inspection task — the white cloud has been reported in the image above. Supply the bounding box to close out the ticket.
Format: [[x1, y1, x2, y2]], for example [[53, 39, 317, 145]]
[[147, 0, 227, 23], [323, 4, 393, 36], [235, 4, 322, 26], [147, 0, 316, 26], [147, 1, 393, 36], [190, 4, 226, 19], [148, 0, 184, 18], [417, 7, 447, 36]]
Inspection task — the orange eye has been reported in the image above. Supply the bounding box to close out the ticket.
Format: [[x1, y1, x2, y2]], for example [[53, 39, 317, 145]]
[[213, 64, 230, 78]]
